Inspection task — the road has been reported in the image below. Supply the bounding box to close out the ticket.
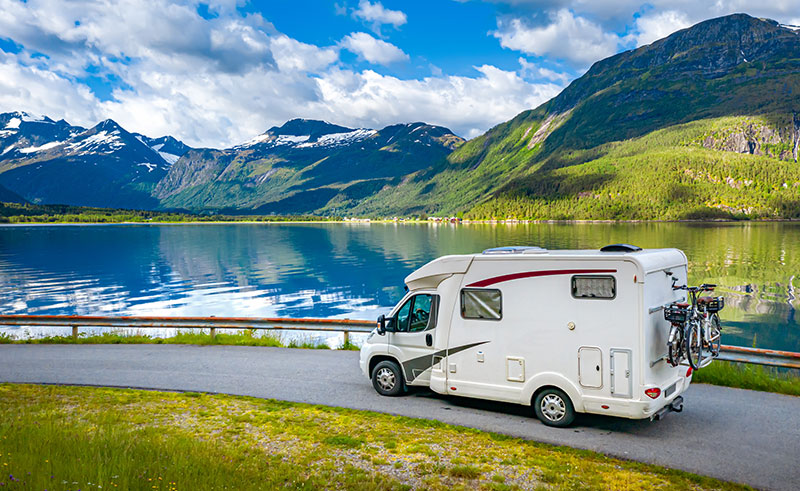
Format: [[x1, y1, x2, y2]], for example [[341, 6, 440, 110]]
[[1, 345, 798, 490]]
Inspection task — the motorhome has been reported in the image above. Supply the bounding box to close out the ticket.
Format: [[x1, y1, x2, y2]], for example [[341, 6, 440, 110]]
[[359, 244, 691, 427]]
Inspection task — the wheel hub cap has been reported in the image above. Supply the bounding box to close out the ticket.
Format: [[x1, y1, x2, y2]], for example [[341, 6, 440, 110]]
[[376, 367, 395, 390], [541, 394, 566, 421]]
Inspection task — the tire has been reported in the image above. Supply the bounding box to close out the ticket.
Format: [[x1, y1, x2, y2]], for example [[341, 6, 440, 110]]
[[708, 314, 721, 357], [534, 388, 576, 428], [685, 320, 703, 370], [371, 360, 405, 396], [667, 323, 684, 367]]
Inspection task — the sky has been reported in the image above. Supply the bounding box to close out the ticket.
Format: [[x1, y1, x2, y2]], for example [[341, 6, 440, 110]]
[[1, 0, 799, 148]]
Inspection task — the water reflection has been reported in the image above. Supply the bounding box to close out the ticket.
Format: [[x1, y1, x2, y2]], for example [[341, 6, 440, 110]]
[[0, 222, 798, 351]]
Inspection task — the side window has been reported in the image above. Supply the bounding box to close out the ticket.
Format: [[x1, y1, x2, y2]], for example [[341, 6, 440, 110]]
[[395, 297, 413, 332], [408, 294, 434, 332], [572, 275, 616, 299], [461, 288, 502, 320]]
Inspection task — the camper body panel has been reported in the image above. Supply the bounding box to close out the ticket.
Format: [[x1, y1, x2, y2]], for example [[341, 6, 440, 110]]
[[360, 248, 692, 421]]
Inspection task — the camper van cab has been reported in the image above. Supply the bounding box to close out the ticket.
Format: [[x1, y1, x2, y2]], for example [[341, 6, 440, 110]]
[[359, 245, 691, 427]]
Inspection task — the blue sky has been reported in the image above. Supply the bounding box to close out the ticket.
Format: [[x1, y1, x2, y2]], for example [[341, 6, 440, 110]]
[[0, 0, 798, 147]]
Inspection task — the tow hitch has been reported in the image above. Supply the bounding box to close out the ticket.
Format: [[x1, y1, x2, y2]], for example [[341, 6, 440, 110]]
[[651, 396, 684, 421]]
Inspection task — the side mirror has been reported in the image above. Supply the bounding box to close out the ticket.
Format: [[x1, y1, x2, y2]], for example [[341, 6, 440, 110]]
[[377, 314, 386, 335]]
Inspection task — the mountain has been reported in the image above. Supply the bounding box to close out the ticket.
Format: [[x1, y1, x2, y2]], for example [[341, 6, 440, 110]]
[[0, 112, 191, 208], [0, 183, 25, 204], [347, 14, 800, 219], [154, 119, 463, 213]]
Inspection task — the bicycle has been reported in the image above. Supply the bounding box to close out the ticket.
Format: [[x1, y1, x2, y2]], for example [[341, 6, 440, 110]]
[[665, 284, 724, 369]]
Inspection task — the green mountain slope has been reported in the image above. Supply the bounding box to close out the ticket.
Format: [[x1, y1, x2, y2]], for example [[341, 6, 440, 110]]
[[349, 14, 800, 219], [155, 120, 463, 213]]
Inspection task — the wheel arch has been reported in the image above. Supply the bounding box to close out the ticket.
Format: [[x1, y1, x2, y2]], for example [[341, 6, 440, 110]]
[[522, 372, 584, 412], [368, 354, 402, 378]]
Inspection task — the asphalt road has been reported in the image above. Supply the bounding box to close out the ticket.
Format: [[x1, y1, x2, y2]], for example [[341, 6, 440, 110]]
[[1, 345, 798, 490]]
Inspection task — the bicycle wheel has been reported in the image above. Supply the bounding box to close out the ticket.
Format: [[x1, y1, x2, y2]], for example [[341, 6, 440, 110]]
[[667, 323, 683, 367], [707, 314, 721, 357], [684, 319, 704, 370]]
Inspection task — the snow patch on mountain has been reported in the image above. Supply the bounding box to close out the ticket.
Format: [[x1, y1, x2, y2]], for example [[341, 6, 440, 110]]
[[296, 129, 377, 148], [2, 145, 15, 155], [5, 118, 21, 130], [158, 152, 180, 165], [239, 133, 310, 148], [780, 24, 800, 32], [137, 163, 157, 172], [68, 130, 125, 154], [19, 141, 64, 154]]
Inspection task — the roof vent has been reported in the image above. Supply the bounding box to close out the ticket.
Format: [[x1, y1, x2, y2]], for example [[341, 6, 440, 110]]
[[482, 246, 545, 255], [600, 244, 642, 253]]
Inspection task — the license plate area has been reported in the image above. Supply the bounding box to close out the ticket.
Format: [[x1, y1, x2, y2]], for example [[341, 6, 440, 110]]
[[664, 382, 677, 398]]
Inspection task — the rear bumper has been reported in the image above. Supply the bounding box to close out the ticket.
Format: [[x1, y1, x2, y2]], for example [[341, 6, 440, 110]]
[[582, 375, 690, 419]]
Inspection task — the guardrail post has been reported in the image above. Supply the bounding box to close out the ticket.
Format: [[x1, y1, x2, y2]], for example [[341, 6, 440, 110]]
[[72, 325, 78, 340], [209, 328, 217, 340], [343, 331, 350, 346]]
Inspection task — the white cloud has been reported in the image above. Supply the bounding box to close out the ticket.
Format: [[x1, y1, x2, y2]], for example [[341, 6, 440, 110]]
[[518, 58, 571, 83], [632, 10, 692, 46], [340, 32, 409, 65], [352, 0, 407, 31], [492, 10, 622, 67], [0, 52, 101, 128], [315, 65, 562, 139]]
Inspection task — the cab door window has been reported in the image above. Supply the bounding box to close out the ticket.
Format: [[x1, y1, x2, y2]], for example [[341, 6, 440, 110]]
[[395, 297, 413, 332], [408, 294, 433, 332], [393, 294, 437, 333]]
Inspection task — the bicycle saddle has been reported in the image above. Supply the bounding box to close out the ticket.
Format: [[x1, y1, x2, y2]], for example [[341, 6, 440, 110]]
[[675, 302, 689, 308], [697, 296, 714, 304]]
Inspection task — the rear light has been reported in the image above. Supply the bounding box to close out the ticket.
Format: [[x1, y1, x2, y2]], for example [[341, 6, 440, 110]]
[[686, 367, 693, 377], [644, 388, 661, 399]]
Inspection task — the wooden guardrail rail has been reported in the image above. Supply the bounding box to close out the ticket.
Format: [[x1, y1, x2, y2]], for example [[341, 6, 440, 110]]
[[1, 315, 798, 369]]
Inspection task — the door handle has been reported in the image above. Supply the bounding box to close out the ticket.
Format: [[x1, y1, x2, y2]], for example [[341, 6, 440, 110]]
[[425, 333, 433, 347]]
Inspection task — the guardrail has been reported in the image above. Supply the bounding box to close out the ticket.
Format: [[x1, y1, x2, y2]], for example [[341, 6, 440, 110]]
[[0, 315, 374, 346], [1, 315, 799, 369]]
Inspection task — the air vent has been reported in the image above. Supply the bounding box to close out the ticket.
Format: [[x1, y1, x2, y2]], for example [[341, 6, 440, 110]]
[[482, 246, 545, 255], [600, 244, 642, 253]]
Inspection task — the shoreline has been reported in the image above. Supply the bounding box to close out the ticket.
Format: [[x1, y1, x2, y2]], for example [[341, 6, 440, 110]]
[[3, 217, 800, 226]]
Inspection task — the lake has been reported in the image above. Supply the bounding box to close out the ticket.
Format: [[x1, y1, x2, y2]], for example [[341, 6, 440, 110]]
[[0, 222, 798, 351]]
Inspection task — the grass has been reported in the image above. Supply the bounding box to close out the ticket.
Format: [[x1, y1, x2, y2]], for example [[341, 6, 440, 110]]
[[693, 361, 800, 397], [0, 383, 750, 490], [0, 329, 361, 350]]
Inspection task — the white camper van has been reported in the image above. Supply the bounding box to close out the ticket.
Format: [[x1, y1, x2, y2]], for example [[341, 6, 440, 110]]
[[359, 244, 692, 427]]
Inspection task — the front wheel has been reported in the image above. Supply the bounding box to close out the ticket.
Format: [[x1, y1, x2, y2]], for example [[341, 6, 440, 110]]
[[371, 360, 405, 396], [685, 320, 704, 370], [534, 388, 576, 427]]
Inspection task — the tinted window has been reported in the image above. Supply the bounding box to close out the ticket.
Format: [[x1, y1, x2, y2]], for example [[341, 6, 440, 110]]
[[395, 297, 412, 332], [461, 289, 502, 320], [409, 294, 433, 332], [572, 275, 616, 299]]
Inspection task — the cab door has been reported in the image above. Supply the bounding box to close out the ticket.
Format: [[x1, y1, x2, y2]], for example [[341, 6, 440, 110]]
[[388, 293, 439, 386]]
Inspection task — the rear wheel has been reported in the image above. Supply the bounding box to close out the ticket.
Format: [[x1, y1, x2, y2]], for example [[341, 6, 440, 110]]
[[707, 314, 721, 357], [534, 388, 575, 428], [685, 319, 703, 370], [667, 323, 684, 367], [371, 360, 405, 396]]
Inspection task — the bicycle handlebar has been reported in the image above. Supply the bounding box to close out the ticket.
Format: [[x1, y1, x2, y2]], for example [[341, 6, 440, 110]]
[[672, 284, 716, 292]]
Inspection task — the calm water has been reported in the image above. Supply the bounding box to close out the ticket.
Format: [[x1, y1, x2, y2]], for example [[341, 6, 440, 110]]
[[1, 222, 798, 351]]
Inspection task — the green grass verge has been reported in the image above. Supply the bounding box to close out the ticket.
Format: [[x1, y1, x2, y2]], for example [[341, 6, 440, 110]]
[[0, 384, 748, 490], [0, 329, 361, 350], [693, 361, 800, 397]]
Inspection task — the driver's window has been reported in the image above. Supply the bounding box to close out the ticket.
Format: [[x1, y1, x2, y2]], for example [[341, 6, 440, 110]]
[[409, 294, 433, 332], [395, 297, 413, 332]]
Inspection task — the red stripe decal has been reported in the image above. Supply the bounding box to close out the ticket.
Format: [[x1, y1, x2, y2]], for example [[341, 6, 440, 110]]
[[466, 269, 617, 288]]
